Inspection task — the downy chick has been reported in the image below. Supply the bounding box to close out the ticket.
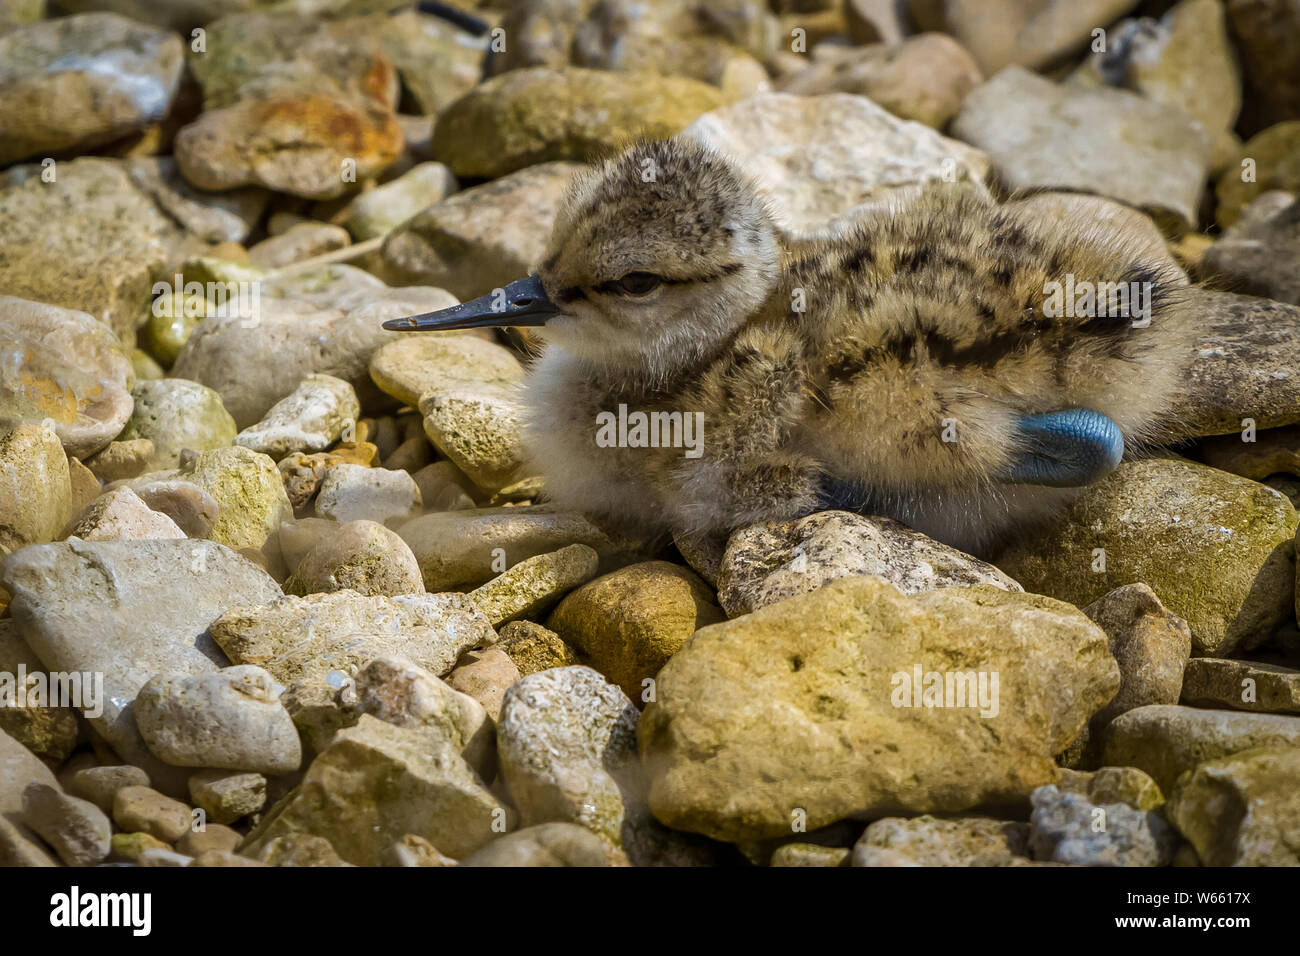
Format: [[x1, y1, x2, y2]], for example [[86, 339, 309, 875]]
[[385, 139, 1197, 555]]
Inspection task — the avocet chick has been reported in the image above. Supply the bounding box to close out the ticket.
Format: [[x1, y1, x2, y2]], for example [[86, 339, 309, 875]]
[[384, 140, 1197, 555]]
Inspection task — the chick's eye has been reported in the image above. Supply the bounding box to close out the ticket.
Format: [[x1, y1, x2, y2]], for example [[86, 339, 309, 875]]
[[612, 272, 662, 296]]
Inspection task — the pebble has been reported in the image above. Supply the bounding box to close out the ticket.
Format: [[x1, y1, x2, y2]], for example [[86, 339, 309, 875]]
[[432, 67, 725, 179], [1028, 785, 1179, 867], [0, 13, 184, 164], [0, 424, 71, 552], [0, 539, 282, 791], [110, 831, 171, 863], [234, 373, 360, 460], [680, 91, 989, 237], [1226, 0, 1300, 133], [369, 331, 525, 412], [640, 577, 1118, 842], [112, 785, 194, 843], [459, 823, 617, 867], [468, 544, 600, 627], [396, 506, 622, 592], [951, 66, 1211, 233], [247, 223, 351, 270], [1180, 657, 1300, 714], [383, 834, 457, 867], [420, 385, 527, 495], [174, 445, 294, 560], [21, 782, 112, 866], [379, 162, 582, 300], [209, 589, 494, 684], [188, 770, 267, 826], [494, 620, 582, 676], [852, 816, 1032, 867], [547, 561, 723, 702], [134, 666, 302, 774], [1214, 121, 1300, 226], [314, 463, 422, 526], [0, 296, 135, 459], [177, 824, 242, 857], [68, 487, 187, 542], [717, 511, 1021, 617], [285, 519, 424, 597], [1057, 766, 1165, 811], [240, 715, 506, 865], [86, 439, 154, 483], [68, 765, 151, 815], [278, 443, 378, 510], [342, 161, 458, 241], [446, 647, 520, 722], [1165, 746, 1300, 865], [1101, 704, 1300, 792], [998, 458, 1297, 656], [117, 378, 238, 470], [0, 620, 79, 762], [771, 843, 851, 867], [1202, 191, 1300, 305], [129, 479, 220, 538]]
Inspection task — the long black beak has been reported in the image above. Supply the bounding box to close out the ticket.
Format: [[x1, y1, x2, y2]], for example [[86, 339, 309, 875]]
[[382, 275, 559, 332]]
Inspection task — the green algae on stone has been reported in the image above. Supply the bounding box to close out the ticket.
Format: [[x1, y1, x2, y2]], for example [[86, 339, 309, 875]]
[[118, 379, 238, 471], [175, 445, 291, 557], [468, 544, 600, 627], [996, 457, 1298, 656]]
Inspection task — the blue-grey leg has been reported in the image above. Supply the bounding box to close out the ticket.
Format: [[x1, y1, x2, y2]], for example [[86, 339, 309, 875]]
[[997, 409, 1125, 487]]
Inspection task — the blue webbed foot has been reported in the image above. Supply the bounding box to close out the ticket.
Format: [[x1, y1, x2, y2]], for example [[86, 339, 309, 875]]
[[996, 409, 1125, 488]]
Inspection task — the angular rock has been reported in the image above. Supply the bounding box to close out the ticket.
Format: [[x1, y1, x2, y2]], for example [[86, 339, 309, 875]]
[[0, 539, 282, 790], [446, 647, 519, 723], [135, 666, 301, 774], [1101, 703, 1300, 792], [718, 511, 1021, 617], [468, 544, 600, 627], [640, 577, 1119, 841], [420, 386, 526, 495], [1165, 746, 1300, 865], [1181, 657, 1300, 714], [210, 589, 494, 684], [432, 67, 725, 179], [1028, 784, 1178, 866], [0, 296, 134, 459], [278, 443, 378, 511], [188, 770, 266, 826], [951, 66, 1211, 233], [0, 13, 184, 164], [234, 373, 359, 460], [680, 91, 989, 237], [240, 715, 505, 865], [997, 458, 1297, 656], [380, 162, 581, 300]]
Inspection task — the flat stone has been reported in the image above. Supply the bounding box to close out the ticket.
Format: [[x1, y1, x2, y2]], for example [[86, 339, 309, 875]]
[[125, 156, 267, 246], [239, 714, 506, 865], [0, 727, 62, 865], [117, 378, 237, 470], [235, 373, 359, 461], [135, 666, 301, 774], [285, 519, 424, 597], [209, 589, 495, 683], [468, 544, 600, 627], [717, 511, 1022, 618], [1200, 422, 1300, 480], [112, 785, 192, 843], [397, 506, 624, 593], [1165, 746, 1300, 865], [247, 223, 350, 270], [951, 66, 1211, 233], [852, 816, 1032, 867], [1100, 703, 1300, 792], [314, 463, 422, 527], [380, 162, 581, 300], [0, 539, 282, 791], [680, 91, 990, 237], [0, 424, 71, 552], [432, 66, 724, 179], [69, 487, 187, 542], [0, 296, 134, 459], [639, 577, 1119, 842], [21, 782, 112, 866], [547, 561, 723, 702], [1181, 657, 1300, 714], [0, 13, 184, 163], [995, 458, 1298, 657]]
